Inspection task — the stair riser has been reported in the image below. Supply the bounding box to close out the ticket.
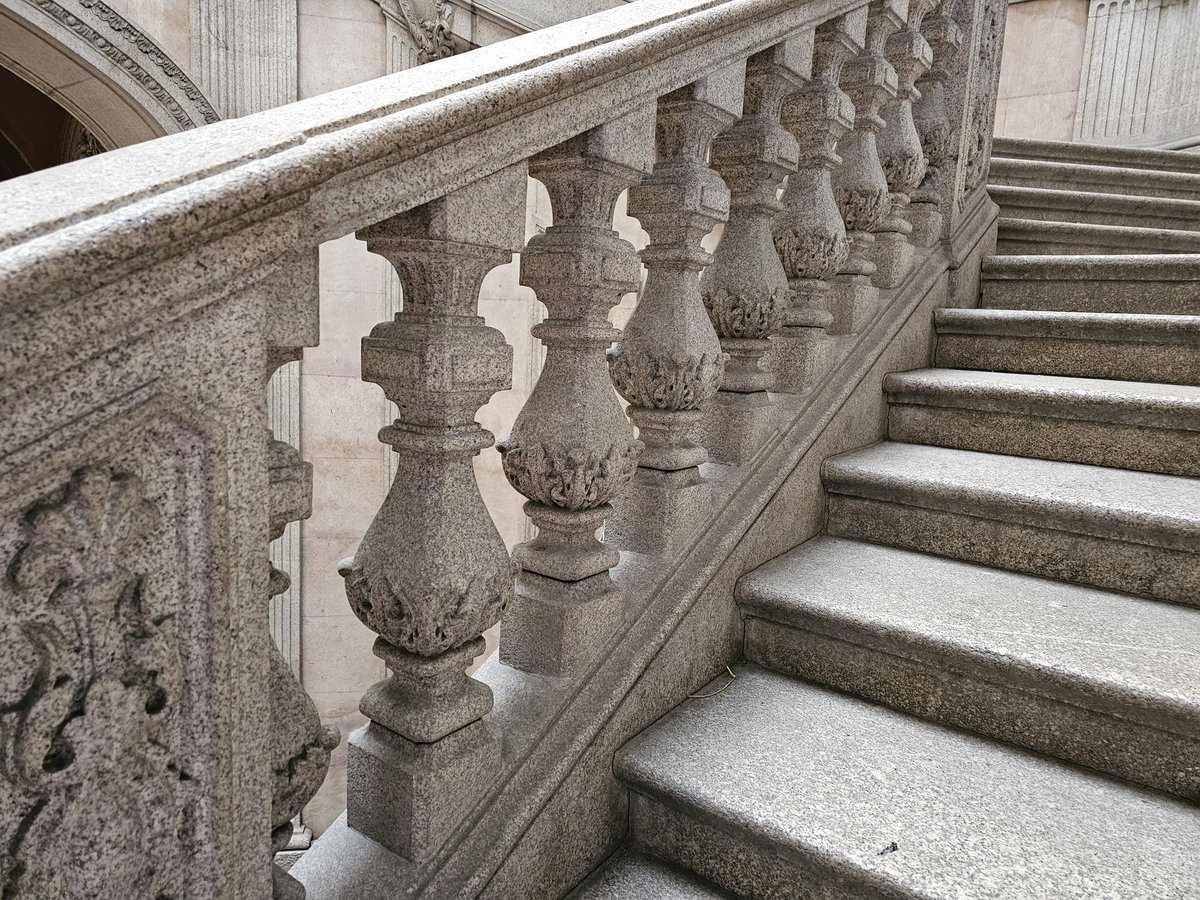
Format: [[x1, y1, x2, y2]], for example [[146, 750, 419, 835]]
[[887, 404, 1200, 477], [934, 333, 1200, 385], [826, 494, 1200, 604], [995, 238, 1195, 256], [628, 792, 899, 900], [988, 173, 1200, 201], [744, 615, 1200, 801], [982, 279, 1200, 315], [992, 202, 1200, 232]]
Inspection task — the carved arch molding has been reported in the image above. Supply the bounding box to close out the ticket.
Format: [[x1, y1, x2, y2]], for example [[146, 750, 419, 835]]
[[0, 0, 218, 149]]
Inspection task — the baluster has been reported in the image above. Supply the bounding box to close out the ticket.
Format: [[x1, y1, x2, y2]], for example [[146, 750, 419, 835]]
[[909, 0, 964, 245], [497, 111, 654, 677], [768, 16, 859, 390], [607, 67, 745, 554], [339, 166, 526, 861], [872, 0, 938, 285], [696, 41, 808, 462], [263, 250, 339, 899], [828, 1, 903, 330]]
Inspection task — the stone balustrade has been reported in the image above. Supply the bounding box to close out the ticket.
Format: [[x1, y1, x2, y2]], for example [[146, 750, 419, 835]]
[[0, 0, 1004, 896]]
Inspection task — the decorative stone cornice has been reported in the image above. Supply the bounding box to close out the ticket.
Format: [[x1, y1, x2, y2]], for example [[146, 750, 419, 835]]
[[26, 0, 219, 132], [376, 0, 456, 64]]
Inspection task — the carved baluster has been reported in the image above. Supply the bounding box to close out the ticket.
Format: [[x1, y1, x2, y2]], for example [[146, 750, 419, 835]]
[[607, 68, 744, 554], [264, 252, 339, 900], [696, 42, 808, 462], [909, 0, 964, 245], [872, 0, 938, 285], [340, 167, 525, 861], [828, 0, 903, 329], [497, 113, 653, 677], [768, 16, 859, 390]]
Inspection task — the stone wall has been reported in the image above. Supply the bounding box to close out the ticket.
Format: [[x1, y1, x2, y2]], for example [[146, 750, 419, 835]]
[[994, 0, 1089, 140]]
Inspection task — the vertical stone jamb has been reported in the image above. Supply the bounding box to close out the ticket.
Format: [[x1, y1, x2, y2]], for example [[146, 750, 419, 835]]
[[606, 67, 745, 555], [340, 166, 526, 862], [697, 40, 809, 462], [829, 0, 904, 330], [496, 112, 654, 677], [873, 0, 937, 286], [263, 259, 339, 899], [768, 14, 861, 389]]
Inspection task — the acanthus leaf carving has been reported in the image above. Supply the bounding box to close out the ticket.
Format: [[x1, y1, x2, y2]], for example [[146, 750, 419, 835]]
[[702, 287, 789, 341], [498, 441, 640, 512], [608, 350, 726, 412]]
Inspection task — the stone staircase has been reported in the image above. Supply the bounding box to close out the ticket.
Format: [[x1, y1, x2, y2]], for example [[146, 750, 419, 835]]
[[570, 146, 1200, 898]]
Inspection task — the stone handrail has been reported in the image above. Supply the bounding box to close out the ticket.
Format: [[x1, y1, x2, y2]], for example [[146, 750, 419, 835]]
[[0, 0, 1004, 896]]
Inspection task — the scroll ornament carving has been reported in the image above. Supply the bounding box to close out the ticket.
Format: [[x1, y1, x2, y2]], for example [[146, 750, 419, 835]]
[[34, 0, 219, 130], [1, 467, 189, 898], [499, 442, 639, 511], [608, 350, 726, 412], [378, 0, 456, 64], [702, 287, 789, 341], [962, 4, 1004, 193], [341, 555, 514, 658]]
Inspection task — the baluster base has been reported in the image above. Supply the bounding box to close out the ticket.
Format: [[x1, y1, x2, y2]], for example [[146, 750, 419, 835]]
[[500, 571, 622, 678], [868, 231, 914, 289], [768, 326, 836, 394], [827, 275, 880, 335], [907, 199, 943, 248], [346, 719, 499, 862], [606, 466, 713, 556], [696, 390, 777, 465]]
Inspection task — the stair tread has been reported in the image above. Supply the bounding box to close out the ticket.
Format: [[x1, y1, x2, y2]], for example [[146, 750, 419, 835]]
[[983, 253, 1200, 279], [738, 536, 1200, 728], [570, 849, 733, 899], [988, 183, 1200, 216], [885, 368, 1200, 427], [998, 216, 1200, 243], [823, 442, 1200, 550], [935, 307, 1200, 341], [618, 667, 1200, 900]]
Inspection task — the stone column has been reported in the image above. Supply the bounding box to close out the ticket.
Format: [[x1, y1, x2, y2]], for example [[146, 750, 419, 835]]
[[340, 166, 526, 862], [696, 41, 808, 463], [830, 0, 902, 336], [873, 0, 937, 287], [909, 0, 964, 245], [497, 112, 654, 677], [606, 67, 745, 555], [829, 0, 903, 330], [768, 14, 861, 391]]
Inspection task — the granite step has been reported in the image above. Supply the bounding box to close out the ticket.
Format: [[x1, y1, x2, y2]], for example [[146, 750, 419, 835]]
[[981, 254, 1200, 315], [884, 368, 1200, 476], [569, 848, 734, 899], [738, 536, 1200, 799], [989, 184, 1200, 231], [617, 666, 1200, 900], [996, 218, 1200, 256], [992, 136, 1200, 175], [933, 308, 1200, 385], [988, 156, 1200, 200], [822, 441, 1200, 604]]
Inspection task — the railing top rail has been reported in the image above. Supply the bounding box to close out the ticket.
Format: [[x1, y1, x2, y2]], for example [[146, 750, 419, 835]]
[[0, 0, 856, 308]]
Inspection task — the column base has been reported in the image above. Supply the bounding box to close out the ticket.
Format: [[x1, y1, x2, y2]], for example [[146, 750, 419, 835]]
[[499, 570, 622, 678], [907, 201, 943, 248], [347, 720, 499, 862], [606, 466, 713, 556], [768, 326, 836, 393], [826, 275, 879, 335], [868, 231, 914, 289], [695, 389, 777, 465]]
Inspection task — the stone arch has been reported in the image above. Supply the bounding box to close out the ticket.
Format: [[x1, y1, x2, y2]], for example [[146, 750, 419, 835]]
[[0, 0, 218, 150]]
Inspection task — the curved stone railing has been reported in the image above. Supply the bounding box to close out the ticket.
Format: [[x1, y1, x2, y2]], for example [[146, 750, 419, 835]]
[[0, 0, 1004, 896]]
